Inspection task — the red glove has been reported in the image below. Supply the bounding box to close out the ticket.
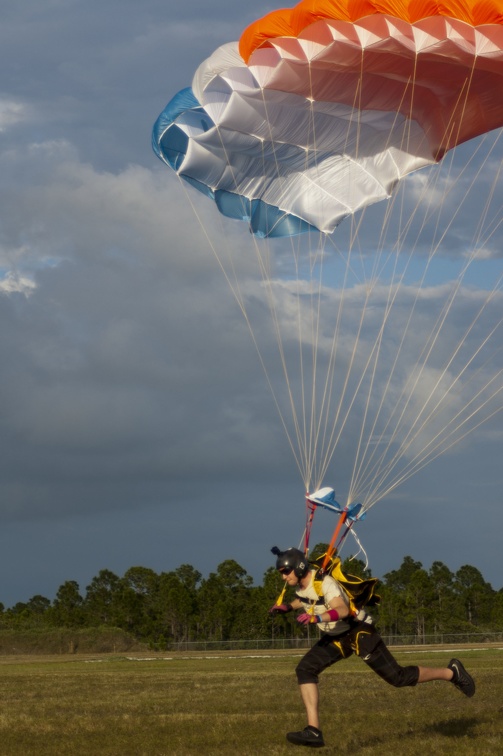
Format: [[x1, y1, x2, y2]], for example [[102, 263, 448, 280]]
[[296, 613, 321, 625], [269, 603, 292, 614]]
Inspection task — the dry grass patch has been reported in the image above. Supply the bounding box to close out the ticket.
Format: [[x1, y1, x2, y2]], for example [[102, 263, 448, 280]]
[[0, 649, 501, 754]]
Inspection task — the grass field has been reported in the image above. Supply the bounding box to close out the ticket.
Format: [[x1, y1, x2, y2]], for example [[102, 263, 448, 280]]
[[0, 647, 502, 754]]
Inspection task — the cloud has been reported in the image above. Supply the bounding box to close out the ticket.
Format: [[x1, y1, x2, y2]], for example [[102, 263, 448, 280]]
[[0, 272, 36, 295], [0, 98, 29, 131], [1, 128, 500, 526], [0, 136, 295, 524]]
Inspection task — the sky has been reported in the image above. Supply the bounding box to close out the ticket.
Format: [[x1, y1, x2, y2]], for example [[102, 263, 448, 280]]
[[1, 1, 502, 609]]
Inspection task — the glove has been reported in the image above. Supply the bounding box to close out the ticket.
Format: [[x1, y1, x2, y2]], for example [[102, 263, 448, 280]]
[[296, 612, 321, 625], [269, 603, 292, 615]]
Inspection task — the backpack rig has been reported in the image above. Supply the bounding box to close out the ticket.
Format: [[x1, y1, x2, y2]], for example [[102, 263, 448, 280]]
[[273, 487, 380, 614]]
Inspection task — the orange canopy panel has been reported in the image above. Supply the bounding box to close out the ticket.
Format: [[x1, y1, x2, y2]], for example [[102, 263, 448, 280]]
[[239, 0, 503, 61]]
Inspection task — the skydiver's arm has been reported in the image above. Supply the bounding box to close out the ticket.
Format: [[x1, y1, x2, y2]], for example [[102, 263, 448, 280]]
[[296, 595, 350, 624], [320, 595, 349, 621], [269, 597, 303, 614]]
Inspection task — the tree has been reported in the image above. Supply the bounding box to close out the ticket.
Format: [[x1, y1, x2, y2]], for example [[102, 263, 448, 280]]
[[165, 564, 203, 643], [118, 567, 160, 638], [197, 572, 231, 641], [428, 561, 456, 633], [157, 571, 197, 645], [85, 569, 122, 626], [490, 589, 503, 628], [378, 556, 423, 635], [197, 560, 254, 641], [1, 550, 499, 645], [453, 564, 494, 627], [51, 581, 85, 627], [123, 566, 158, 597], [175, 564, 202, 593], [25, 595, 51, 627], [384, 556, 423, 592], [216, 559, 253, 591], [27, 595, 51, 614], [404, 568, 434, 640]]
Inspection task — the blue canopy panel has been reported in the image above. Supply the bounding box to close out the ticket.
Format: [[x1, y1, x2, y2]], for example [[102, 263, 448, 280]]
[[152, 89, 319, 239], [151, 87, 199, 164]]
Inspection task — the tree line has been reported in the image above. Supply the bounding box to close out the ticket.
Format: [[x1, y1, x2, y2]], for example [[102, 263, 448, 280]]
[[1, 545, 502, 647]]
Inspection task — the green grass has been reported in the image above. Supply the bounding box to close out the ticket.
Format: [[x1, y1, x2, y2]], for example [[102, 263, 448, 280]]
[[0, 648, 502, 754]]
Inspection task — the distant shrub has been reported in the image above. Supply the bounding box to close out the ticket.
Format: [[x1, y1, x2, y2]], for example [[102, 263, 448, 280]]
[[0, 627, 145, 655]]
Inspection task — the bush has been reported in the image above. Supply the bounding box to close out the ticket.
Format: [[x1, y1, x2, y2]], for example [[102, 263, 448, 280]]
[[0, 627, 145, 655]]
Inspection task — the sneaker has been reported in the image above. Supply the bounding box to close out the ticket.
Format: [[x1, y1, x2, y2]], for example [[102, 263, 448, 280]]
[[286, 726, 325, 747], [448, 658, 475, 698]]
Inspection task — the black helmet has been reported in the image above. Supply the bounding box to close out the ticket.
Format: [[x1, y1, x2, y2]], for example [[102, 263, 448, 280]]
[[271, 546, 309, 579]]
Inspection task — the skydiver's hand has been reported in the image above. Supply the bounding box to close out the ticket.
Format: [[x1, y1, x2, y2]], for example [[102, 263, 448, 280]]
[[296, 612, 320, 625], [269, 603, 292, 614]]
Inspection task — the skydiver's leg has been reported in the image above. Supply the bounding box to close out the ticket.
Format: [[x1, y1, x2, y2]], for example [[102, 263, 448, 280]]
[[299, 682, 320, 729], [417, 666, 453, 683], [419, 659, 476, 697], [353, 627, 420, 687], [294, 635, 347, 727], [355, 626, 473, 694]]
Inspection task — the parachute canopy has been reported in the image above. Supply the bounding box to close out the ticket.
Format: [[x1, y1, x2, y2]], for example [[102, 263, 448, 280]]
[[153, 0, 503, 237]]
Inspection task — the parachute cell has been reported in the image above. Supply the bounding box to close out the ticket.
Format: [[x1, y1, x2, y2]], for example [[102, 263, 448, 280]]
[[153, 2, 503, 237]]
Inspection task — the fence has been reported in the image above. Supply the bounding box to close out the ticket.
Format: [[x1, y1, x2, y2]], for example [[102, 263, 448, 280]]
[[166, 631, 503, 653]]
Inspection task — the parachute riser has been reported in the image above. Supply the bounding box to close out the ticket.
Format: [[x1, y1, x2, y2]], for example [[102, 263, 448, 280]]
[[321, 510, 348, 571], [303, 493, 317, 558], [305, 488, 365, 570]]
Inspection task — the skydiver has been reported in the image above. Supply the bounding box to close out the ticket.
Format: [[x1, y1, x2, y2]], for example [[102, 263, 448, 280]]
[[270, 547, 475, 748]]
